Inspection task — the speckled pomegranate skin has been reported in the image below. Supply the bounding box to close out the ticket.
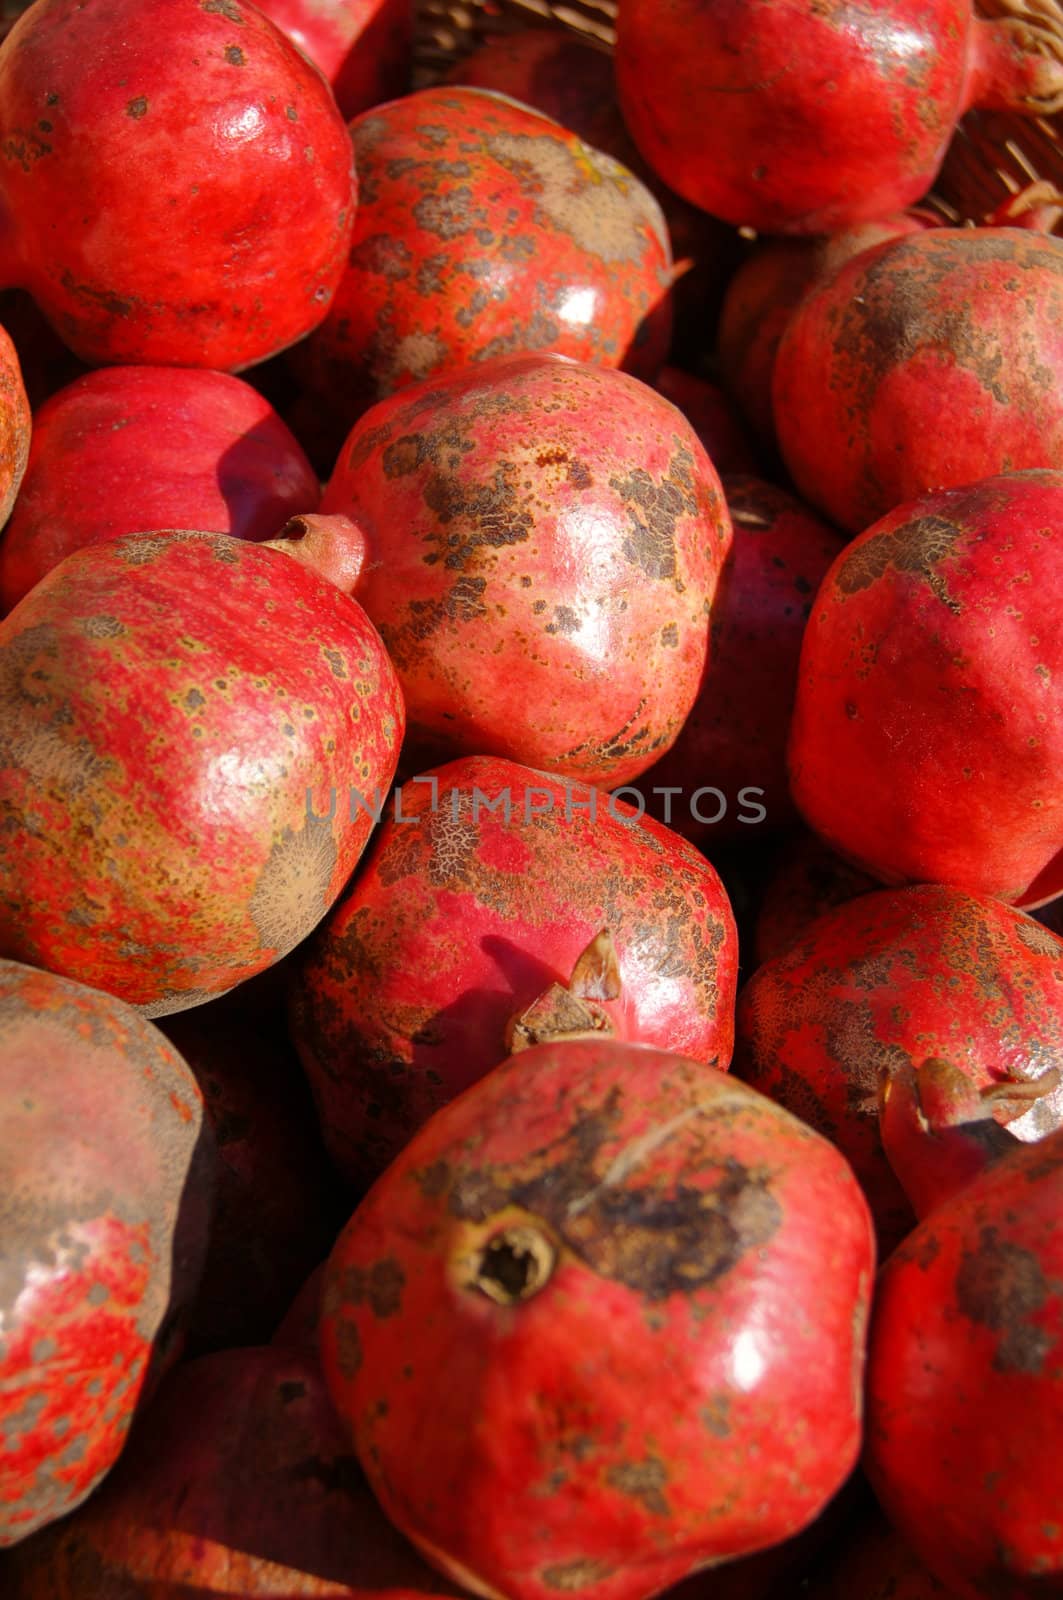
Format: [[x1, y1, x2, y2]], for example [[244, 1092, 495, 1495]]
[[0, 366, 320, 613], [4, 1345, 464, 1597], [774, 230, 1063, 532], [789, 472, 1063, 903], [323, 354, 730, 785], [0, 320, 28, 530], [0, 959, 210, 1547], [0, 0, 356, 369], [291, 753, 738, 1186], [735, 884, 1063, 1253], [865, 1129, 1063, 1597], [294, 87, 673, 439], [258, 0, 412, 120], [0, 530, 404, 1015], [320, 1039, 874, 1600], [614, 0, 1063, 234], [639, 476, 843, 844]]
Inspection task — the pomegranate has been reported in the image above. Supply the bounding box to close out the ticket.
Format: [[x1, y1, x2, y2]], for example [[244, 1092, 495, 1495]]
[[320, 1037, 874, 1600], [272, 1261, 327, 1357], [0, 0, 356, 369], [291, 87, 673, 456], [0, 290, 85, 410], [789, 471, 1063, 902], [865, 1060, 1063, 1596], [443, 29, 742, 357], [4, 1345, 465, 1597], [321, 354, 730, 785], [0, 366, 320, 613], [0, 317, 28, 529], [753, 832, 878, 967], [161, 1003, 339, 1354], [0, 959, 211, 1546], [774, 229, 1063, 532], [638, 476, 843, 845], [716, 210, 934, 443], [257, 0, 412, 120], [291, 752, 739, 1186], [652, 368, 756, 478], [735, 883, 1063, 1253], [0, 515, 404, 1015], [614, 0, 1063, 233]]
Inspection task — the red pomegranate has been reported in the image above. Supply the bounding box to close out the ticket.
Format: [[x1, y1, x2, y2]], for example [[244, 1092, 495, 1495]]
[[4, 1345, 465, 1597], [753, 832, 878, 967], [321, 354, 730, 785], [0, 515, 404, 1015], [614, 0, 1063, 233], [0, 318, 28, 528], [290, 753, 739, 1186], [865, 1062, 1063, 1595], [0, 366, 320, 612], [789, 471, 1063, 903], [160, 1003, 339, 1354], [716, 210, 934, 443], [735, 883, 1063, 1253], [638, 476, 843, 845], [0, 0, 356, 369], [320, 1037, 874, 1600], [0, 959, 211, 1546], [257, 0, 412, 120], [652, 369, 756, 478], [774, 229, 1063, 532], [292, 87, 673, 455]]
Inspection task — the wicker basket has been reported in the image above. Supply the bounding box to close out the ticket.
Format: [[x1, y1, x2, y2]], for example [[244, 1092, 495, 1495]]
[[411, 0, 1063, 233]]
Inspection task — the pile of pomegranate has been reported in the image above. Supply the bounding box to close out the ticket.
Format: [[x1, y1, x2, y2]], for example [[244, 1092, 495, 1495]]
[[0, 0, 1060, 1593]]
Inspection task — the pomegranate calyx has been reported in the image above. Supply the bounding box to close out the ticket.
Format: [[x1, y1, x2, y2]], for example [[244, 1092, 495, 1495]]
[[467, 1224, 557, 1305], [971, 0, 1063, 115], [880, 1058, 1025, 1219], [506, 928, 621, 1054], [984, 178, 1063, 232], [262, 513, 367, 596]]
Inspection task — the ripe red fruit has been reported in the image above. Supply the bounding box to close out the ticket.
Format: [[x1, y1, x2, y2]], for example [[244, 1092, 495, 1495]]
[[638, 476, 842, 844], [774, 229, 1063, 532], [0, 319, 28, 529], [866, 1063, 1063, 1596], [652, 368, 756, 478], [735, 883, 1063, 1252], [291, 753, 739, 1186], [292, 87, 673, 451], [0, 366, 320, 613], [789, 471, 1063, 903], [320, 1038, 875, 1600], [0, 0, 356, 369], [257, 0, 412, 120], [0, 959, 211, 1547], [0, 516, 404, 1015], [4, 1345, 465, 1596], [614, 0, 1063, 234], [322, 354, 730, 785]]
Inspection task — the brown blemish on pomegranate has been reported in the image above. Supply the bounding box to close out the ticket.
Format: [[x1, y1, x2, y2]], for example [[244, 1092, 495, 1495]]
[[247, 812, 337, 955], [336, 1258, 405, 1319], [125, 97, 148, 119], [542, 1559, 615, 1591], [954, 1225, 1054, 1373], [605, 1455, 670, 1515], [609, 445, 700, 584], [836, 514, 965, 612], [334, 1318, 363, 1377]]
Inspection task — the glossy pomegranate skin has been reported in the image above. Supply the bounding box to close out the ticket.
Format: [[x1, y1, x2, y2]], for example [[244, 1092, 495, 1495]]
[[4, 1345, 464, 1597], [257, 0, 412, 120], [320, 1039, 874, 1600], [716, 211, 933, 443], [0, 318, 28, 528], [0, 366, 320, 612], [638, 476, 842, 845], [0, 0, 356, 370], [323, 354, 730, 785], [294, 87, 672, 445], [291, 753, 739, 1186], [774, 230, 1063, 533], [865, 1129, 1063, 1597], [613, 0, 1062, 234], [0, 959, 210, 1547], [735, 884, 1063, 1253], [0, 529, 404, 1015], [789, 472, 1063, 904]]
